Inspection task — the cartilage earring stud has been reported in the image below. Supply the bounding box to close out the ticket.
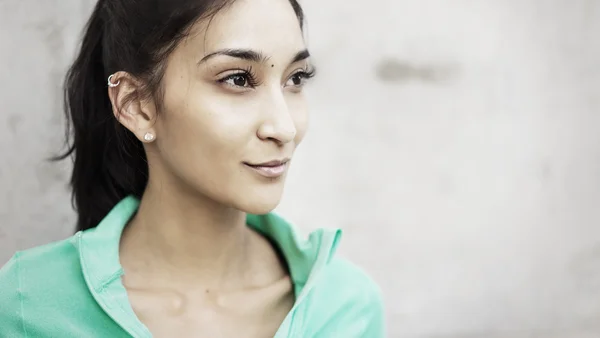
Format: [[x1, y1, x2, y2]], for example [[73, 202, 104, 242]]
[[107, 74, 120, 88]]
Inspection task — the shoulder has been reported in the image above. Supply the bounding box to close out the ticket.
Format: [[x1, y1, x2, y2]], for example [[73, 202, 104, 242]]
[[0, 252, 24, 335], [0, 236, 84, 308], [0, 236, 93, 335], [302, 257, 386, 337], [320, 257, 384, 308], [1, 236, 81, 281]]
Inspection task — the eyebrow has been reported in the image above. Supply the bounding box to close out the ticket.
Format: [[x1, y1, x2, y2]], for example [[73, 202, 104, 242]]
[[198, 48, 310, 65]]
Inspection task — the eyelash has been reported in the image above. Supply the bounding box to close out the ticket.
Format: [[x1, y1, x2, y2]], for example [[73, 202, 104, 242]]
[[217, 66, 261, 88], [217, 66, 316, 89], [291, 67, 317, 84]]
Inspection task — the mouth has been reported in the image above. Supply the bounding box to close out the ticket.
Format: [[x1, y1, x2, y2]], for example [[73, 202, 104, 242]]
[[243, 158, 290, 178]]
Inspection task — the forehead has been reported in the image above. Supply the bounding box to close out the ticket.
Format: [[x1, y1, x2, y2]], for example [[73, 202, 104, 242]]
[[191, 0, 305, 58]]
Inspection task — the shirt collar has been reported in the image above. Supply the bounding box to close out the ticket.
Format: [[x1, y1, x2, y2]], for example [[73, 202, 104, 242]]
[[76, 195, 342, 296]]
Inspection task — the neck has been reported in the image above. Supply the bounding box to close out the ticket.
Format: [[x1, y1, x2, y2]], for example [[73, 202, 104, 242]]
[[120, 178, 255, 290]]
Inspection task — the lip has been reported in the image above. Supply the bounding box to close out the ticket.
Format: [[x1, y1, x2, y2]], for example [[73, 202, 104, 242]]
[[243, 158, 290, 178]]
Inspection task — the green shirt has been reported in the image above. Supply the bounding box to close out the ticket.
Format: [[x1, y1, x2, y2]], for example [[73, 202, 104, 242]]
[[0, 196, 385, 337]]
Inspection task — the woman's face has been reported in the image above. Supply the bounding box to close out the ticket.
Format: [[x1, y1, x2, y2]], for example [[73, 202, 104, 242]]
[[148, 0, 312, 213]]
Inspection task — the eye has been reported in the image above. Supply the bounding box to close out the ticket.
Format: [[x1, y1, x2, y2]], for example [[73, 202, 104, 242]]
[[285, 68, 316, 88], [217, 67, 259, 89], [220, 73, 251, 88]]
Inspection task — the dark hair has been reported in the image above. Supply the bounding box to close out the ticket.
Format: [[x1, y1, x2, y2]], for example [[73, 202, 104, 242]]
[[55, 0, 305, 232]]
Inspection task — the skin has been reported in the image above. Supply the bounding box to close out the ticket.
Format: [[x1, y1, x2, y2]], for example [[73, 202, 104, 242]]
[[106, 0, 313, 336]]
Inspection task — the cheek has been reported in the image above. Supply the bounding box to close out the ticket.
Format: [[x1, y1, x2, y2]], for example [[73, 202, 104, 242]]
[[154, 96, 255, 200], [160, 96, 251, 162], [288, 94, 309, 143], [157, 83, 265, 184]]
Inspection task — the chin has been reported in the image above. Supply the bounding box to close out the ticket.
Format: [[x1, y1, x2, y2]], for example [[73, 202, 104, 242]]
[[239, 196, 282, 215], [235, 186, 285, 215]]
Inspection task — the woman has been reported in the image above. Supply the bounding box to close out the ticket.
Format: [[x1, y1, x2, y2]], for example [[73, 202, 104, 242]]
[[0, 0, 385, 336]]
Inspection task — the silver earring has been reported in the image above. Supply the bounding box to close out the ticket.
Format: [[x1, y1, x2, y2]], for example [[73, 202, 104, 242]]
[[107, 74, 120, 88], [144, 132, 155, 142]]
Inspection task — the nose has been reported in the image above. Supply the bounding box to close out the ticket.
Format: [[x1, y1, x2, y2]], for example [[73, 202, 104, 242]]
[[257, 89, 296, 145]]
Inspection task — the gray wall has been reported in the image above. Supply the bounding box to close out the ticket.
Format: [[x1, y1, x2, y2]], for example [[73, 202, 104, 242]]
[[1, 0, 599, 337]]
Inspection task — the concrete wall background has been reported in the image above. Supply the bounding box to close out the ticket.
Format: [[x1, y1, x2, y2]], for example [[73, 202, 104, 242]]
[[1, 0, 599, 337]]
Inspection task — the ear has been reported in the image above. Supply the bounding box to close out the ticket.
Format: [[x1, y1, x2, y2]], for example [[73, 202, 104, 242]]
[[107, 71, 158, 143]]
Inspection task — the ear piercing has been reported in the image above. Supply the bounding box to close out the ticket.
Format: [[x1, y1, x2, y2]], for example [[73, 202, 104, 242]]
[[107, 74, 120, 88], [143, 132, 155, 142], [108, 74, 154, 143]]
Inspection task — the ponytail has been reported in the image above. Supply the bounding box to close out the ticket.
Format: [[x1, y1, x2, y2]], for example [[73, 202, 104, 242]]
[[55, 1, 147, 232]]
